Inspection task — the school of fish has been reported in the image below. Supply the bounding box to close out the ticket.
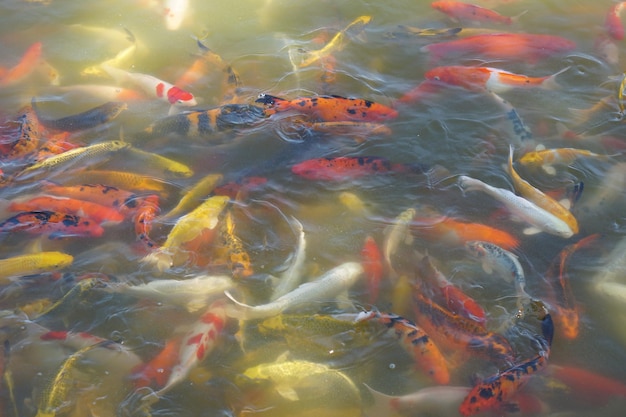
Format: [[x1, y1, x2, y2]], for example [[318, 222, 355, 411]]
[[0, 1, 626, 417]]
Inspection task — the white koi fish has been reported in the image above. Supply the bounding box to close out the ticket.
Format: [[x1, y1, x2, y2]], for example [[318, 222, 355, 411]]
[[382, 207, 416, 275], [104, 274, 234, 312], [225, 262, 364, 320], [163, 0, 189, 31], [101, 64, 197, 106], [457, 175, 573, 238], [271, 216, 307, 301]]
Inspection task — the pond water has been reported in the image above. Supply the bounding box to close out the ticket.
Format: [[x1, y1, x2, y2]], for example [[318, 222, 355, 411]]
[[1, 0, 626, 416]]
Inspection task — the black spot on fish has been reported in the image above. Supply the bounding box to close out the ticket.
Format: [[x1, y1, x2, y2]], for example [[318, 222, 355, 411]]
[[347, 109, 357, 115], [411, 335, 430, 346], [62, 215, 80, 227], [364, 100, 373, 108], [479, 387, 494, 399]]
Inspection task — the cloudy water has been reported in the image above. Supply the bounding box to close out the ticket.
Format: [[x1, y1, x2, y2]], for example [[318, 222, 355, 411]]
[[0, 0, 626, 416]]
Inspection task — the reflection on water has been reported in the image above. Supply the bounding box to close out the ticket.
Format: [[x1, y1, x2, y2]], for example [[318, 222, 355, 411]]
[[1, 0, 626, 416]]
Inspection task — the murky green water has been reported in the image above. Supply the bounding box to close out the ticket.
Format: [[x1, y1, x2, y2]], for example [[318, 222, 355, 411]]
[[1, 0, 626, 416]]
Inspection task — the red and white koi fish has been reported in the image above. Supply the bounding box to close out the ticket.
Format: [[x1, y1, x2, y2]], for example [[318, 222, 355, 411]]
[[101, 65, 197, 106], [163, 0, 189, 30], [431, 1, 521, 25], [356, 310, 450, 384], [606, 2, 626, 41], [425, 65, 568, 93], [148, 300, 227, 399]]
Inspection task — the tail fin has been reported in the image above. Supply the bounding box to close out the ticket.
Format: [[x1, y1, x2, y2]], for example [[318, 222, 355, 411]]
[[541, 66, 570, 90]]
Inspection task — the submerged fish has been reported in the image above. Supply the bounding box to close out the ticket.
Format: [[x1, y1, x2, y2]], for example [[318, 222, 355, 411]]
[[0, 211, 104, 239], [292, 156, 427, 181], [431, 1, 519, 25], [256, 93, 398, 122], [31, 100, 127, 132], [0, 251, 73, 283], [225, 262, 364, 320]]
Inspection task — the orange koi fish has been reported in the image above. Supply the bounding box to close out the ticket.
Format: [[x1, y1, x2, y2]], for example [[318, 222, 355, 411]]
[[547, 364, 626, 407], [606, 2, 626, 40], [424, 65, 567, 93], [9, 195, 125, 224], [291, 156, 427, 181], [417, 255, 487, 328], [459, 313, 554, 416], [41, 182, 145, 215], [431, 1, 518, 25], [132, 338, 181, 389], [102, 65, 197, 107], [518, 147, 614, 176], [361, 235, 384, 304], [133, 195, 160, 249], [0, 210, 104, 239], [0, 42, 42, 87], [256, 93, 399, 122], [421, 33, 576, 64], [413, 290, 514, 363], [411, 213, 519, 250], [356, 310, 450, 384], [544, 233, 600, 340]]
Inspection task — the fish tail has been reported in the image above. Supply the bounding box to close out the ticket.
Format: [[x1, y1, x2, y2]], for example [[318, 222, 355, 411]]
[[141, 250, 173, 272], [223, 290, 252, 319], [363, 383, 398, 417], [541, 66, 570, 90]]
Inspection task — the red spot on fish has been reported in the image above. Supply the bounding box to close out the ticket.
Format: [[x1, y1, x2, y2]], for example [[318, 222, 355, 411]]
[[156, 82, 165, 98], [167, 86, 194, 104], [186, 333, 203, 346], [40, 331, 69, 341]]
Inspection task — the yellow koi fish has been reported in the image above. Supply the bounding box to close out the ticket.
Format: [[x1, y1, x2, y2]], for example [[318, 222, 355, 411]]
[[141, 194, 230, 271], [159, 173, 223, 221], [297, 15, 372, 68], [518, 147, 614, 175], [508, 145, 578, 235], [0, 252, 73, 284], [126, 146, 193, 178]]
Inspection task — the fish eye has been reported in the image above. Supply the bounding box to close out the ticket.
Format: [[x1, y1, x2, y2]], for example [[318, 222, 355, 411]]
[[433, 76, 440, 81], [258, 93, 266, 98]]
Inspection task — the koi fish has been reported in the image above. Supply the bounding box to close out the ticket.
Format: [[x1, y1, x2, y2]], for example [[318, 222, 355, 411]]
[[459, 313, 553, 416], [105, 274, 234, 312], [294, 120, 392, 143], [0, 251, 73, 283], [132, 338, 181, 389], [417, 255, 487, 327], [544, 234, 600, 340], [457, 175, 574, 238], [139, 104, 265, 139], [163, 0, 189, 30], [225, 262, 364, 320], [147, 301, 226, 400], [518, 147, 614, 175], [57, 170, 171, 196], [41, 182, 142, 215], [547, 364, 626, 406], [126, 146, 193, 178], [9, 195, 125, 224], [36, 276, 108, 319], [132, 194, 160, 249], [412, 290, 514, 363], [411, 213, 519, 250], [431, 1, 519, 25], [47, 84, 145, 102], [256, 93, 399, 122], [356, 310, 450, 384], [361, 235, 383, 304], [101, 65, 197, 106], [15, 140, 131, 180], [465, 241, 531, 315], [487, 90, 533, 142], [0, 210, 104, 239], [81, 28, 137, 77], [271, 216, 307, 301], [216, 210, 254, 279], [141, 195, 230, 271], [291, 156, 426, 181], [0, 42, 42, 87], [606, 2, 626, 40], [35, 341, 113, 417], [421, 33, 576, 64], [3, 105, 40, 160], [31, 100, 127, 132], [424, 65, 567, 93], [297, 15, 372, 68], [508, 145, 578, 235], [383, 207, 416, 276], [160, 173, 223, 221]]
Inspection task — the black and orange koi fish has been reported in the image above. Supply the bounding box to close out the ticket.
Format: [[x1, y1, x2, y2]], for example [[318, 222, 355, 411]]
[[0, 210, 104, 239], [255, 93, 399, 122], [139, 103, 265, 139]]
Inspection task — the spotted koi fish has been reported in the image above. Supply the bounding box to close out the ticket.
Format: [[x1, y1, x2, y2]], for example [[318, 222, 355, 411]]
[[356, 310, 450, 384], [1, 105, 40, 161], [412, 290, 514, 363], [9, 195, 125, 224], [459, 313, 554, 416], [139, 103, 265, 139], [0, 210, 104, 239], [31, 100, 127, 132], [216, 209, 253, 279], [255, 93, 399, 122]]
